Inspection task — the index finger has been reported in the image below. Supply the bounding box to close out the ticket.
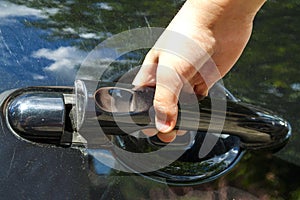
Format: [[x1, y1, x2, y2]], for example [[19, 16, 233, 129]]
[[153, 56, 185, 133]]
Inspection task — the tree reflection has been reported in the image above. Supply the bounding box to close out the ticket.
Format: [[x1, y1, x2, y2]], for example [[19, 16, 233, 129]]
[[5, 0, 300, 199], [8, 0, 183, 50], [224, 1, 300, 170]]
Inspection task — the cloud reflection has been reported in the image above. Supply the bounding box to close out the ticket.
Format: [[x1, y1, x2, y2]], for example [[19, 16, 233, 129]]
[[0, 2, 57, 19], [32, 46, 87, 81]]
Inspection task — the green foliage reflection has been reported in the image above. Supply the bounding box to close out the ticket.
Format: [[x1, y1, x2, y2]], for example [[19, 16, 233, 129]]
[[6, 0, 300, 199]]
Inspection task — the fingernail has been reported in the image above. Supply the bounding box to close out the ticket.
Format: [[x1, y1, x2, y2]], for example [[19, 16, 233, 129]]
[[156, 118, 170, 132]]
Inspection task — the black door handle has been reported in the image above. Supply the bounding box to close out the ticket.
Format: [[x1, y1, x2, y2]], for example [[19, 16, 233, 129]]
[[93, 82, 291, 151], [3, 81, 291, 186]]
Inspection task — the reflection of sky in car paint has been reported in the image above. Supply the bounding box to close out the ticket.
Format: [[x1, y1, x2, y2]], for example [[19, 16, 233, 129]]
[[0, 1, 300, 198], [0, 2, 86, 91], [0, 2, 47, 19], [0, 2, 149, 92]]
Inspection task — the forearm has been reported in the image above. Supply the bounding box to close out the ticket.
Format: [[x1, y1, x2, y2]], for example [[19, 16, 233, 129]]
[[208, 0, 267, 14], [166, 0, 266, 56], [184, 0, 267, 26]]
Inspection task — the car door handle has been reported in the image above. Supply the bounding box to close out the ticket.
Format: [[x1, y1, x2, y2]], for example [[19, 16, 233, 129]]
[[3, 81, 292, 186]]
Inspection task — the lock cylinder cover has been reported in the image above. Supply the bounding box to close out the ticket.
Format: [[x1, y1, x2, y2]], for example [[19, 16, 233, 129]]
[[7, 92, 67, 145]]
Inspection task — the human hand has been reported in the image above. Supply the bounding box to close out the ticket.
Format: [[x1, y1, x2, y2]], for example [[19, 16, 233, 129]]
[[133, 0, 266, 142]]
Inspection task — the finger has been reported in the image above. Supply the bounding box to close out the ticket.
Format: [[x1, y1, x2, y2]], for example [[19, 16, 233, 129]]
[[141, 128, 159, 137], [157, 130, 187, 142], [176, 130, 187, 136], [154, 58, 184, 133], [141, 129, 176, 143], [189, 59, 222, 96], [194, 82, 209, 96], [197, 59, 222, 91], [157, 130, 177, 143], [132, 50, 158, 86], [141, 128, 186, 143]]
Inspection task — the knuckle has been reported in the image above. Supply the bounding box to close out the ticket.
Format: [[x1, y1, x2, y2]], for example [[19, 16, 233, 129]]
[[174, 60, 197, 83]]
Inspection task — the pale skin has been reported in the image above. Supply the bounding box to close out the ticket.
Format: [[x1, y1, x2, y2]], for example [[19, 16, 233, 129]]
[[133, 0, 267, 142]]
